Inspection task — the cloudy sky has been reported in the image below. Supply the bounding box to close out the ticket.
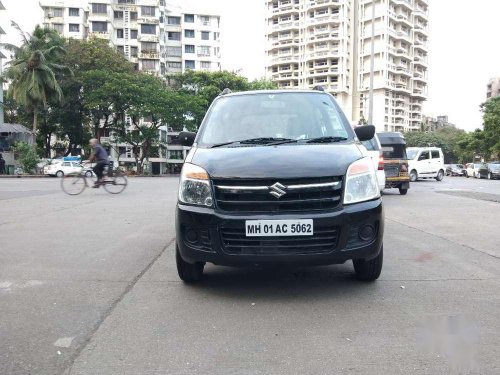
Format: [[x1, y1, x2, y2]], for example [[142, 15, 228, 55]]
[[2, 0, 499, 131]]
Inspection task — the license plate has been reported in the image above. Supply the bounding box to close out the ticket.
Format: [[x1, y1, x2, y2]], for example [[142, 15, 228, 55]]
[[245, 220, 313, 237]]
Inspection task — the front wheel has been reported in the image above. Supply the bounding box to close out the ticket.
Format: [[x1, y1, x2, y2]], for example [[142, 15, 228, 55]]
[[61, 173, 86, 195], [176, 245, 204, 283], [435, 170, 444, 181], [56, 170, 64, 178], [399, 188, 408, 195], [353, 246, 383, 281], [410, 170, 418, 182]]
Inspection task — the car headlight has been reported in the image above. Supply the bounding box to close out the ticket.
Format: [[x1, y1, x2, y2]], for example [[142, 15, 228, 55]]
[[344, 157, 380, 205], [178, 163, 214, 207]]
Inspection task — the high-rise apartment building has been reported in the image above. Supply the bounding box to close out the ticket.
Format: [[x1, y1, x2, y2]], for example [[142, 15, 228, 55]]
[[487, 78, 500, 100], [39, 0, 221, 76], [266, 0, 429, 132]]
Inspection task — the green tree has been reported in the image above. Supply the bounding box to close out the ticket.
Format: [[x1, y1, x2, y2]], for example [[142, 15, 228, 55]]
[[2, 24, 71, 133], [481, 96, 500, 158], [12, 142, 39, 173]]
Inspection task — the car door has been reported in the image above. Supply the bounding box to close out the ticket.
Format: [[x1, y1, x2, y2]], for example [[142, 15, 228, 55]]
[[430, 150, 441, 177], [61, 162, 72, 174], [417, 151, 430, 175]]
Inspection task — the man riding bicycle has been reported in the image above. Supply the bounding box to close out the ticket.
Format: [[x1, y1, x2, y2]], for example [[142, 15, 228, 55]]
[[89, 138, 109, 188]]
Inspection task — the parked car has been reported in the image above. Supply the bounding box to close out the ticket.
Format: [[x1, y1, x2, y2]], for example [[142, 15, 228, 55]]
[[44, 160, 82, 177], [377, 132, 410, 195], [478, 163, 500, 180], [360, 133, 386, 192], [446, 164, 465, 176], [465, 163, 482, 178], [175, 89, 384, 283], [407, 147, 445, 182]]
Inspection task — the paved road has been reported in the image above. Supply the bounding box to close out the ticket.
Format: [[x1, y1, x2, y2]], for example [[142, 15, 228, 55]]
[[0, 176, 499, 375]]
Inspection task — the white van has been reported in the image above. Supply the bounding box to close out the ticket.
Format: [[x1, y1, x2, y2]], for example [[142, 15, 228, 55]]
[[407, 147, 445, 182]]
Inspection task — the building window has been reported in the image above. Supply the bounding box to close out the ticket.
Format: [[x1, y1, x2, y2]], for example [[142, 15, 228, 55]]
[[168, 150, 184, 160], [214, 32, 219, 41], [118, 0, 136, 3], [116, 45, 124, 55], [142, 60, 156, 70], [114, 11, 123, 19], [52, 8, 63, 17], [130, 11, 138, 20], [141, 6, 155, 17], [200, 15, 211, 25], [92, 21, 107, 32], [69, 8, 79, 17], [184, 14, 194, 23], [141, 24, 156, 34], [141, 42, 157, 52], [185, 60, 195, 70], [130, 29, 138, 39], [167, 16, 181, 25], [131, 46, 138, 57], [167, 31, 181, 40], [167, 61, 182, 69], [166, 46, 182, 56], [198, 46, 210, 56], [184, 29, 194, 38], [69, 24, 80, 32], [201, 31, 210, 40], [92, 3, 107, 14], [184, 45, 195, 53], [201, 61, 211, 69], [53, 24, 64, 34], [116, 29, 124, 38]]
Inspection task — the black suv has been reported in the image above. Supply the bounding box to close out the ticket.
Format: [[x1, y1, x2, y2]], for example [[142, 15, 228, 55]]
[[175, 90, 384, 282]]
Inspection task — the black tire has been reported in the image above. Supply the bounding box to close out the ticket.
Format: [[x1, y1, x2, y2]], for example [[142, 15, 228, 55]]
[[56, 170, 64, 178], [399, 188, 408, 195], [85, 170, 93, 177], [61, 173, 86, 195], [488, 173, 492, 180], [176, 245, 204, 283], [410, 170, 418, 182], [353, 245, 383, 281], [435, 170, 444, 181]]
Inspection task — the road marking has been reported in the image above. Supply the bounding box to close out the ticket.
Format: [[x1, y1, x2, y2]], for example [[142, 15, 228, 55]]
[[54, 337, 75, 348]]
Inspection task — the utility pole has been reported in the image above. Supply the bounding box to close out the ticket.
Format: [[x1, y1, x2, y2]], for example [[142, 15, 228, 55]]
[[0, 1, 6, 127], [367, 0, 376, 125]]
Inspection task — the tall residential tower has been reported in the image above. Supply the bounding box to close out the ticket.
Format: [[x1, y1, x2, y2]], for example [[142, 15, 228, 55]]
[[266, 0, 429, 132]]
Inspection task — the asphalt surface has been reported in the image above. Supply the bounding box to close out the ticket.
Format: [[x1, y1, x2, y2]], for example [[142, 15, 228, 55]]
[[0, 176, 499, 375]]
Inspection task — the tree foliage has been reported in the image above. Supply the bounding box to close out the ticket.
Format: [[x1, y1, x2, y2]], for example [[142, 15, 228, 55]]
[[404, 127, 465, 163], [12, 142, 39, 173], [481, 96, 500, 158]]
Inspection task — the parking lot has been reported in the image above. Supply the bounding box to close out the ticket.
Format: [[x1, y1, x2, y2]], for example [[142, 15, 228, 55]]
[[1, 176, 499, 375]]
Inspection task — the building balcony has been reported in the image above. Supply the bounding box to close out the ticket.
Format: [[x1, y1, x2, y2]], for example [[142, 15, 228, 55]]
[[308, 67, 339, 77], [137, 17, 159, 24], [309, 83, 340, 92], [413, 56, 428, 67], [271, 21, 300, 32], [273, 73, 299, 81], [413, 72, 427, 83], [89, 31, 111, 39], [413, 9, 428, 20], [44, 16, 64, 24], [307, 0, 342, 11], [270, 4, 300, 16], [88, 13, 109, 21], [414, 24, 428, 36], [395, 65, 412, 77], [390, 0, 413, 10], [271, 55, 300, 64], [307, 14, 341, 26], [139, 51, 160, 59], [269, 39, 300, 49], [112, 3, 138, 12], [139, 34, 159, 42], [306, 50, 340, 60]]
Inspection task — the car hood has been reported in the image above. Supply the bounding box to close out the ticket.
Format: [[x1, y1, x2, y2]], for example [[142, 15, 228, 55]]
[[189, 144, 363, 179]]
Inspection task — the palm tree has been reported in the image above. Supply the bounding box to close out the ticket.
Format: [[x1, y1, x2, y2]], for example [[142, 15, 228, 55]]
[[2, 23, 71, 133]]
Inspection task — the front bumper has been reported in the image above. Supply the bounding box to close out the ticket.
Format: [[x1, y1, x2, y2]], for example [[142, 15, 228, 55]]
[[176, 199, 384, 267]]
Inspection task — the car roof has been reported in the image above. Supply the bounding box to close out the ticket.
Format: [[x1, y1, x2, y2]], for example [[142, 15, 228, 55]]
[[220, 89, 333, 98]]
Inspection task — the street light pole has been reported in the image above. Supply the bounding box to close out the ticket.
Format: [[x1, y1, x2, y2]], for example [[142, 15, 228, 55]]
[[367, 0, 376, 125]]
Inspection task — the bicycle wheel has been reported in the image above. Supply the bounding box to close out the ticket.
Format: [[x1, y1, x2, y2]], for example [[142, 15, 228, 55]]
[[103, 173, 128, 194], [61, 173, 86, 195]]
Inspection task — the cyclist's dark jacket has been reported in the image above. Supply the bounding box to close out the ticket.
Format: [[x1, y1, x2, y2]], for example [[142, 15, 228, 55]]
[[93, 145, 109, 163]]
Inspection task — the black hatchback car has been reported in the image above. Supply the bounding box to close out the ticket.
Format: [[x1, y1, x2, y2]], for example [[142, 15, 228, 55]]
[[175, 90, 384, 282]]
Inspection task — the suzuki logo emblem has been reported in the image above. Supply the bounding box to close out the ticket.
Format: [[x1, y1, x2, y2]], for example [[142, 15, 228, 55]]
[[269, 182, 287, 199]]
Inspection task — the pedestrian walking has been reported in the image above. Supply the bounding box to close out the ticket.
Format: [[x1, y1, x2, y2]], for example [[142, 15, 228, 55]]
[[0, 154, 5, 174]]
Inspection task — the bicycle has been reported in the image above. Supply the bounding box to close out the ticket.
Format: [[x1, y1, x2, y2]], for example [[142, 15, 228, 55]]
[[61, 165, 128, 195]]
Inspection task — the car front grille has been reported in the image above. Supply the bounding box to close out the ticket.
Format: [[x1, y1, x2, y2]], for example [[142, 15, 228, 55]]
[[219, 226, 339, 255], [212, 177, 343, 213]]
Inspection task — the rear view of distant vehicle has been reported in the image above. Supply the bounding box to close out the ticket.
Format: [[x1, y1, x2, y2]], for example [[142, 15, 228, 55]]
[[407, 147, 445, 182], [377, 132, 410, 195], [446, 164, 465, 176], [360, 133, 385, 192], [478, 163, 500, 180]]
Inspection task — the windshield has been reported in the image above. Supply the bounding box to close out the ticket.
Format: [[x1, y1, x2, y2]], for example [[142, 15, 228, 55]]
[[406, 149, 419, 160], [197, 92, 352, 146], [489, 164, 500, 170]]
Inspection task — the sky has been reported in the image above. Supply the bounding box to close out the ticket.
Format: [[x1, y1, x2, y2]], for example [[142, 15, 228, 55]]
[[2, 0, 499, 131]]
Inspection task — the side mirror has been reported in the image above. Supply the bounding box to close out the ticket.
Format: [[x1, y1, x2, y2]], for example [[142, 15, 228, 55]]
[[354, 125, 376, 142], [178, 131, 196, 147]]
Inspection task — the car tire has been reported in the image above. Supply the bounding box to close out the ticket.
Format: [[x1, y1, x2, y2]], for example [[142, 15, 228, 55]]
[[410, 170, 418, 182], [488, 173, 492, 180], [353, 245, 383, 281], [399, 188, 408, 195], [176, 245, 204, 283], [85, 171, 93, 177], [56, 171, 64, 178], [435, 170, 444, 181]]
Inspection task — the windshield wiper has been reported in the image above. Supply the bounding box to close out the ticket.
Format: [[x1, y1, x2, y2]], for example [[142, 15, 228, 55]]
[[211, 137, 296, 148], [305, 136, 348, 144]]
